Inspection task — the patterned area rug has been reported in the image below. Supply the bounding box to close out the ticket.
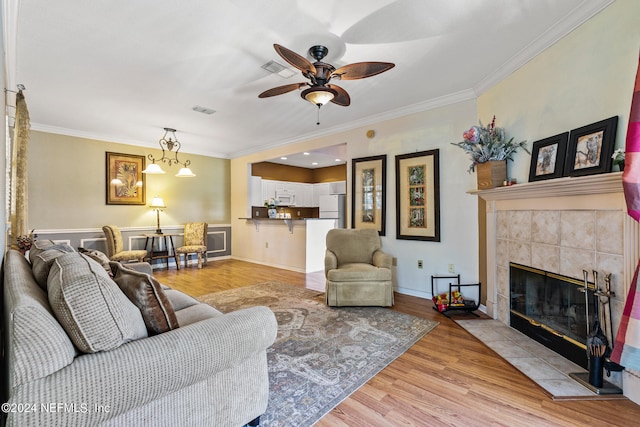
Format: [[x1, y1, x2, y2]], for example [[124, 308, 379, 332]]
[[197, 282, 439, 427]]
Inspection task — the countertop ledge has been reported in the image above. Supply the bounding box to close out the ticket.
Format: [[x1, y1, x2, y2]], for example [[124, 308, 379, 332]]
[[238, 217, 338, 220]]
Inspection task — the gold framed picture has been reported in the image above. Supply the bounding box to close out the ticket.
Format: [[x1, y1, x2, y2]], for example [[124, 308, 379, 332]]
[[106, 152, 146, 205]]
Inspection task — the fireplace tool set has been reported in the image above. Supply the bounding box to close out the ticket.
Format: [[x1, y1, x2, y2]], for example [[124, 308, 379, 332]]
[[569, 270, 623, 394]]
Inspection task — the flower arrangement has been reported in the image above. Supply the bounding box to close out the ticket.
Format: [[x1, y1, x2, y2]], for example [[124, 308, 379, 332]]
[[16, 229, 37, 253], [451, 116, 528, 172], [612, 148, 625, 170], [264, 198, 278, 208]]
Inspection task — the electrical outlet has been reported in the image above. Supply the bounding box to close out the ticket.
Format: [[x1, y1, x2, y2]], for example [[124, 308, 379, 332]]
[[255, 211, 260, 216], [297, 211, 301, 216], [265, 242, 269, 249], [418, 260, 423, 269], [448, 263, 455, 273]]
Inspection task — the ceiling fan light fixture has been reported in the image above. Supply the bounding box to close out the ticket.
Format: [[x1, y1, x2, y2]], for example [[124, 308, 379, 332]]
[[301, 87, 337, 106]]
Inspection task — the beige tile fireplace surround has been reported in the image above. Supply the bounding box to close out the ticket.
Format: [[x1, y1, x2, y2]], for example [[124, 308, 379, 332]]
[[475, 172, 640, 402]]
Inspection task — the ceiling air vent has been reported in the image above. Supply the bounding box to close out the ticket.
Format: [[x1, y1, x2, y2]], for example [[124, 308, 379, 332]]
[[261, 60, 296, 78], [192, 105, 216, 115]]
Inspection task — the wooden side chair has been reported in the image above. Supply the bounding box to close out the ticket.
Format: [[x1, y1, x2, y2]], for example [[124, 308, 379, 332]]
[[176, 222, 208, 269], [102, 225, 147, 262]]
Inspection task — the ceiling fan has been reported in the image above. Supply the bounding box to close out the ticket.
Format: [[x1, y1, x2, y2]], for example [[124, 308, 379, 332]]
[[258, 44, 395, 115]]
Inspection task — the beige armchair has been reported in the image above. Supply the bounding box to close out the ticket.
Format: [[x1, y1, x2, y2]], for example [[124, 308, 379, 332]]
[[176, 222, 208, 269], [324, 228, 394, 307], [102, 225, 147, 262]]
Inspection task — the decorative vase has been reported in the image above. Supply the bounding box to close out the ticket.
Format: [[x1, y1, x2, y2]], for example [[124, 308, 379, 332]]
[[476, 160, 507, 190], [618, 160, 625, 172], [268, 208, 277, 218]]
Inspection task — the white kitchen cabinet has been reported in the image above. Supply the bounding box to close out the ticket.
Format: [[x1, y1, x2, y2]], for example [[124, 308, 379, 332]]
[[330, 180, 346, 194], [312, 183, 331, 206], [297, 183, 313, 207], [249, 176, 262, 207], [261, 179, 277, 204], [260, 179, 343, 207]]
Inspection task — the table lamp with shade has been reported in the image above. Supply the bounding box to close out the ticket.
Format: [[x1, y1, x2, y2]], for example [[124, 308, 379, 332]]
[[150, 196, 166, 234]]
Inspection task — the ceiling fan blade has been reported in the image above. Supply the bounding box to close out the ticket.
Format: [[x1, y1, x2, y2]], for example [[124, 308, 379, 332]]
[[331, 62, 395, 80], [273, 44, 317, 75], [258, 83, 307, 98], [328, 84, 350, 106]]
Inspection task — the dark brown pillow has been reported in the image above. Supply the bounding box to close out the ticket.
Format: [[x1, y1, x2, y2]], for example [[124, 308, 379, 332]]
[[109, 262, 179, 335], [78, 247, 112, 276]]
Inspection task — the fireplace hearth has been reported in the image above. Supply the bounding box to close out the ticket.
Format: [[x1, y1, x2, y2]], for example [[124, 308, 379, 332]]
[[509, 262, 595, 369]]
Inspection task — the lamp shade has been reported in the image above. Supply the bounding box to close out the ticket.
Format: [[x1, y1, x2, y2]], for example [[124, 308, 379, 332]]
[[150, 196, 166, 209], [142, 163, 165, 174], [176, 167, 196, 177], [301, 87, 337, 106]]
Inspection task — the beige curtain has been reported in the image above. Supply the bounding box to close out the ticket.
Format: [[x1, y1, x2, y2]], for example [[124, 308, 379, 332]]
[[9, 89, 30, 246]]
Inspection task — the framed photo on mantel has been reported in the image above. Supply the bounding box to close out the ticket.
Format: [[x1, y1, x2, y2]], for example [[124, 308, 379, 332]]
[[351, 155, 386, 235], [564, 116, 618, 177], [528, 132, 569, 182]]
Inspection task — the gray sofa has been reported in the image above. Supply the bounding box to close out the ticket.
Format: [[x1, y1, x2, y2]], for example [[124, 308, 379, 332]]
[[2, 242, 277, 427]]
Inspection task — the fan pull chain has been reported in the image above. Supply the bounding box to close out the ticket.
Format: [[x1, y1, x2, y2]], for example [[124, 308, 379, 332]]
[[316, 104, 321, 125]]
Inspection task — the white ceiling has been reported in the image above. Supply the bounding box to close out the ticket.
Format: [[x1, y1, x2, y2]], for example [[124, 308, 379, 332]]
[[8, 0, 612, 162]]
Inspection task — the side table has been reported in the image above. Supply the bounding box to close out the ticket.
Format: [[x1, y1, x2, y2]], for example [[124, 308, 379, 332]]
[[143, 233, 180, 270]]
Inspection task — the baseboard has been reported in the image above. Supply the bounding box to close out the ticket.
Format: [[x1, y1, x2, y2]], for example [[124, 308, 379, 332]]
[[395, 286, 432, 300], [230, 256, 307, 273]]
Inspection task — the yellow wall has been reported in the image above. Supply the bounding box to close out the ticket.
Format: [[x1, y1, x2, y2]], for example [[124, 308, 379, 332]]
[[28, 131, 230, 230], [478, 0, 640, 182]]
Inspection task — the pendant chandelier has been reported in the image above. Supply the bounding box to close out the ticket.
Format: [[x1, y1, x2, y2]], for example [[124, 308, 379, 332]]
[[142, 128, 196, 177]]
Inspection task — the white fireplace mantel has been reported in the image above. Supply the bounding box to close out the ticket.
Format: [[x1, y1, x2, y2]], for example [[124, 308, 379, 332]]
[[470, 171, 623, 201]]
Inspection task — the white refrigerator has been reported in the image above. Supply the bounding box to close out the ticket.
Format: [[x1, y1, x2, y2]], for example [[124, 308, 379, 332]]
[[319, 194, 345, 228]]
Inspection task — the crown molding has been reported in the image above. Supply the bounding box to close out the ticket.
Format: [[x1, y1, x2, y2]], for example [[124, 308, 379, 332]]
[[29, 123, 230, 159], [474, 0, 615, 96]]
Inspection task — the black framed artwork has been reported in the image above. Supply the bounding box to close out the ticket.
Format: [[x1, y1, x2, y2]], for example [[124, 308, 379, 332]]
[[351, 155, 386, 235], [564, 116, 618, 177], [528, 132, 569, 182], [395, 149, 440, 242]]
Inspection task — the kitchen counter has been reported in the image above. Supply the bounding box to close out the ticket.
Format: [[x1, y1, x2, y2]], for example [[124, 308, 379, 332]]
[[238, 217, 338, 272]]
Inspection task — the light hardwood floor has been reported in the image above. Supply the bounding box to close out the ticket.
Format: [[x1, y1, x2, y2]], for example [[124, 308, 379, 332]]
[[153, 259, 640, 426]]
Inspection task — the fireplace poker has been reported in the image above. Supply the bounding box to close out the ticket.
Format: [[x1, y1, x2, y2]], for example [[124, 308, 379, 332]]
[[601, 273, 624, 374], [603, 273, 614, 347], [587, 273, 608, 354], [582, 270, 590, 337]]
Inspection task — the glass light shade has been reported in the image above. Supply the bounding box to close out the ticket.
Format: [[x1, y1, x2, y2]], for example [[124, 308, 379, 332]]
[[149, 196, 166, 209], [142, 163, 165, 174], [301, 87, 336, 106], [175, 167, 196, 177]]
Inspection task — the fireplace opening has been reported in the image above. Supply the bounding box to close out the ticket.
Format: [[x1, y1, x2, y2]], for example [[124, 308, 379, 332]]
[[509, 263, 595, 369]]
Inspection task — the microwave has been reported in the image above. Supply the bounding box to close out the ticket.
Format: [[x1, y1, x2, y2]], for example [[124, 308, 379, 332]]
[[276, 191, 295, 206]]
